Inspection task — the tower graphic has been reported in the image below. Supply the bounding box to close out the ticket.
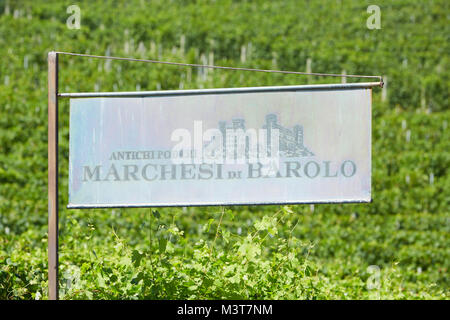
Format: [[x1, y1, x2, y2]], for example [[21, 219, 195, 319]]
[[210, 113, 314, 160], [262, 114, 314, 157]]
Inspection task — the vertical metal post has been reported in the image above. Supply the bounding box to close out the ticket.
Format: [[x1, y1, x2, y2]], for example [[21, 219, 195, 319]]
[[48, 51, 59, 300]]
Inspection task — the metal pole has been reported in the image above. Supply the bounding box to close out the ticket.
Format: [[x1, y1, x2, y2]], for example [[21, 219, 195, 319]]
[[48, 51, 59, 300], [58, 82, 382, 98]]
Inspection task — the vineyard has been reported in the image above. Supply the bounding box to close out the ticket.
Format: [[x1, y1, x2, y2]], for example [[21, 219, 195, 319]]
[[0, 0, 449, 299]]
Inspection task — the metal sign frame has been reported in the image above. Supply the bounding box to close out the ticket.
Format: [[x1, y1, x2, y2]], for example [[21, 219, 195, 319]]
[[48, 51, 382, 300]]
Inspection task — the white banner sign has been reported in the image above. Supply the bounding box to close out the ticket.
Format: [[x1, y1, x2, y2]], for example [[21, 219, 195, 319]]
[[68, 85, 371, 207]]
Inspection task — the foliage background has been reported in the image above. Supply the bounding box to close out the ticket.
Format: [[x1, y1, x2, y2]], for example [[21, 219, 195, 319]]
[[0, 0, 448, 299]]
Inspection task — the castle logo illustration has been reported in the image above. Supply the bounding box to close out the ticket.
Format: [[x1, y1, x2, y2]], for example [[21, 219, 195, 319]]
[[214, 113, 314, 159]]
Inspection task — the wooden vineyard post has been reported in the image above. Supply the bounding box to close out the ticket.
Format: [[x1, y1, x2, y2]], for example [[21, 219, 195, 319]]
[[48, 51, 59, 300]]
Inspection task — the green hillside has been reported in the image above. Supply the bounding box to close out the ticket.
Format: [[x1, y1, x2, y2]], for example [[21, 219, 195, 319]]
[[0, 0, 448, 299]]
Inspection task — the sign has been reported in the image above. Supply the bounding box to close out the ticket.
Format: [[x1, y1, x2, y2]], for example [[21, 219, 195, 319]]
[[68, 85, 371, 208]]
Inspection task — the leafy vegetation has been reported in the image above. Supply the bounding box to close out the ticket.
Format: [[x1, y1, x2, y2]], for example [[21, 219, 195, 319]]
[[0, 0, 448, 299]]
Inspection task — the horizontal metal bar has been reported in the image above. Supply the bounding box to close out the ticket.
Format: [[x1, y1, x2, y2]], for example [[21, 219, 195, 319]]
[[67, 198, 371, 209], [59, 82, 380, 98]]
